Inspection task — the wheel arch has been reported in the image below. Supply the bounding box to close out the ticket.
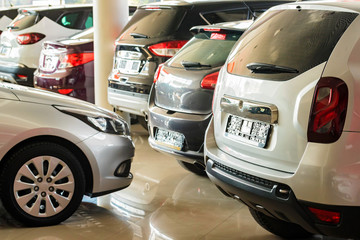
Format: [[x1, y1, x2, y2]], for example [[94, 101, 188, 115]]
[[0, 135, 94, 195]]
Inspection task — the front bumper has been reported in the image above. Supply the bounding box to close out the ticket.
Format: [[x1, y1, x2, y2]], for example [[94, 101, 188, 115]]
[[0, 60, 35, 87], [77, 132, 135, 196]]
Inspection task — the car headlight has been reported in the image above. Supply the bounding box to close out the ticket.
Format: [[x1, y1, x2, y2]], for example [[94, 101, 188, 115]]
[[54, 105, 130, 136]]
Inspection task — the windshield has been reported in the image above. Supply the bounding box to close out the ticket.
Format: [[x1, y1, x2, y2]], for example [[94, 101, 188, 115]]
[[227, 9, 358, 81], [168, 31, 244, 68], [120, 6, 186, 39], [7, 9, 38, 31]]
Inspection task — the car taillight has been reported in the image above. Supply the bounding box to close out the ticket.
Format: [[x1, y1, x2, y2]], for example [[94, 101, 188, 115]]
[[308, 207, 340, 225], [153, 63, 164, 83], [58, 89, 73, 95], [307, 77, 348, 143], [59, 52, 94, 69], [201, 71, 219, 90], [148, 40, 188, 58], [16, 33, 45, 45]]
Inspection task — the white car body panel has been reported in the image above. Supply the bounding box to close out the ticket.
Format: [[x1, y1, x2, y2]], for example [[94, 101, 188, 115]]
[[0, 17, 79, 68]]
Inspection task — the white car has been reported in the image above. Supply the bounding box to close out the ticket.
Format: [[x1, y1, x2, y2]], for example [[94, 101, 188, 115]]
[[0, 82, 134, 227], [205, 1, 360, 239], [0, 5, 92, 87]]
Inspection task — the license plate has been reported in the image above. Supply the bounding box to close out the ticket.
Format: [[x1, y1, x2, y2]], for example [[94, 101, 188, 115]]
[[116, 58, 141, 74], [0, 45, 11, 56], [225, 115, 271, 148], [41, 55, 59, 72], [155, 128, 185, 151]]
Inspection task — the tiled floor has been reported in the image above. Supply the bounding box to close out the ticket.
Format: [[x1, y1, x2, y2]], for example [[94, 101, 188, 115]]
[[0, 124, 346, 240]]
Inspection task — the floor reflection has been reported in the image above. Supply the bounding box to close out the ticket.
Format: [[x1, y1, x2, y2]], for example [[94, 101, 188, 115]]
[[0, 124, 349, 240]]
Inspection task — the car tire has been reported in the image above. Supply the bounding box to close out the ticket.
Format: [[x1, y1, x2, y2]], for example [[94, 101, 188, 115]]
[[249, 207, 313, 238], [177, 160, 206, 176], [0, 142, 85, 227]]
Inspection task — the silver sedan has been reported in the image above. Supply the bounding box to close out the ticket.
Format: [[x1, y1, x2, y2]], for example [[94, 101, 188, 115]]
[[0, 82, 134, 226]]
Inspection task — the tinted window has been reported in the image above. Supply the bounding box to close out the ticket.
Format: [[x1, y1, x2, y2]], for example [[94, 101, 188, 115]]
[[227, 9, 357, 81], [58, 12, 82, 29], [120, 7, 186, 39], [85, 12, 93, 29], [7, 10, 38, 31], [202, 9, 248, 24], [169, 31, 243, 68]]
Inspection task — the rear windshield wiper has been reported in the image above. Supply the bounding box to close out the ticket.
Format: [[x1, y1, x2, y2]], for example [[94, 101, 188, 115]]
[[246, 62, 299, 74], [181, 61, 211, 69], [130, 32, 149, 39], [7, 26, 19, 30]]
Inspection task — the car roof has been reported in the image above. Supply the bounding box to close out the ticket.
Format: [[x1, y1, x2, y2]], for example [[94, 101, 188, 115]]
[[190, 20, 254, 33], [18, 4, 92, 12], [273, 1, 360, 13], [142, 0, 292, 7]]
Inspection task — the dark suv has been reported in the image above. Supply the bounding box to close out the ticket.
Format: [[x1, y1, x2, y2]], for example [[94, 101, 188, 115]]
[[107, 0, 291, 123]]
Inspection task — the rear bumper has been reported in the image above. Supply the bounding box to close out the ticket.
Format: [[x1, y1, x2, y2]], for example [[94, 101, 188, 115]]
[[108, 86, 149, 116], [0, 60, 35, 86], [205, 118, 360, 238], [148, 102, 211, 164]]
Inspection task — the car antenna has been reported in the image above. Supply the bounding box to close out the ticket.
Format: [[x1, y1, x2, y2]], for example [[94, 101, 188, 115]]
[[7, 0, 13, 7], [242, 1, 256, 20]]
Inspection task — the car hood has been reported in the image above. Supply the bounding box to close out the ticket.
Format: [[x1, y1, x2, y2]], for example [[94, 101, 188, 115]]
[[1, 82, 102, 112]]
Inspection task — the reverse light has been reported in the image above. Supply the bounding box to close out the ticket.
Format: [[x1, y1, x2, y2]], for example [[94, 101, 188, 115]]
[[201, 71, 219, 90], [308, 207, 340, 225], [16, 33, 45, 45], [148, 40, 188, 58], [58, 89, 74, 95], [59, 52, 94, 68], [307, 77, 348, 143], [153, 63, 164, 83]]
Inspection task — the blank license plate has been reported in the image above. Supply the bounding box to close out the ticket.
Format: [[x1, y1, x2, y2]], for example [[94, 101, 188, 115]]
[[225, 115, 270, 148], [0, 45, 11, 56], [116, 58, 140, 74], [155, 128, 185, 151]]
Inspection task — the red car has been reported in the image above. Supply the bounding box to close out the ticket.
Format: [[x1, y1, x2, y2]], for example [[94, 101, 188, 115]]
[[34, 27, 95, 103]]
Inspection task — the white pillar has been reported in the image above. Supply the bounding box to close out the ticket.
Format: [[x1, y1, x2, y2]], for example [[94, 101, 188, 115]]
[[93, 0, 128, 111]]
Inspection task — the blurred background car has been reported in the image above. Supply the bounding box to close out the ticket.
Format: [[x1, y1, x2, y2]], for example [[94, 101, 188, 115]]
[[33, 6, 136, 103], [34, 28, 95, 102], [0, 4, 93, 87], [0, 82, 134, 227], [147, 20, 252, 175], [108, 0, 291, 128]]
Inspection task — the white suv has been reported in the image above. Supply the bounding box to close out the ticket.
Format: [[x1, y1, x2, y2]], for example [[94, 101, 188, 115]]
[[205, 1, 360, 239]]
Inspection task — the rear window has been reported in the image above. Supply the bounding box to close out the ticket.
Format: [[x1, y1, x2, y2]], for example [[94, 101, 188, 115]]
[[58, 12, 82, 29], [227, 9, 358, 81], [202, 9, 248, 24], [168, 31, 244, 68], [7, 10, 38, 31], [120, 7, 186, 39]]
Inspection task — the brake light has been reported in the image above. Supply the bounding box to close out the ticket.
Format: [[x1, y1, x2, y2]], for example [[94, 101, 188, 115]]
[[204, 28, 221, 32], [307, 77, 348, 143], [201, 71, 219, 90], [58, 89, 73, 95], [16, 74, 27, 80], [210, 33, 226, 40], [148, 40, 188, 58], [16, 33, 45, 45], [153, 63, 164, 83], [227, 61, 235, 73], [59, 52, 94, 68], [308, 207, 340, 224]]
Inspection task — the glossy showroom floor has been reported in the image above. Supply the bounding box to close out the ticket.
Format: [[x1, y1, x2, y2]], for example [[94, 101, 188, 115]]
[[0, 124, 346, 240]]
